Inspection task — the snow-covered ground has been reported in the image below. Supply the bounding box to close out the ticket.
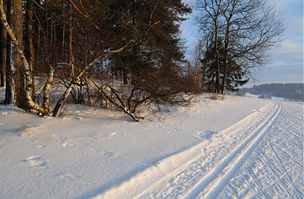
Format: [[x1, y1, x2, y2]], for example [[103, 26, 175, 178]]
[[214, 103, 304, 199], [0, 89, 303, 199]]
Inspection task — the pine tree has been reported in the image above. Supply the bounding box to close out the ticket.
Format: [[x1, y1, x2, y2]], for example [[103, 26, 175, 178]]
[[201, 38, 249, 92]]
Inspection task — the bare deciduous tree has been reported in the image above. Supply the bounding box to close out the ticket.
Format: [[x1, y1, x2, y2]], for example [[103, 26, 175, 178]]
[[198, 0, 283, 93]]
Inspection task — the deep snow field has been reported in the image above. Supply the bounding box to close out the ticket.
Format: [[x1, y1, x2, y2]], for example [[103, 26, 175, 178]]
[[0, 87, 303, 199]]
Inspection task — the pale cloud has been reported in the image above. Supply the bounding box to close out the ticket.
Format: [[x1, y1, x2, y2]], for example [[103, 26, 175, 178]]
[[281, 40, 298, 52], [270, 0, 283, 11], [276, 40, 302, 58]]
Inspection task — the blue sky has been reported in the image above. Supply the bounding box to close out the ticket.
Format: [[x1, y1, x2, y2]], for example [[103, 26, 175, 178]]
[[181, 0, 304, 85]]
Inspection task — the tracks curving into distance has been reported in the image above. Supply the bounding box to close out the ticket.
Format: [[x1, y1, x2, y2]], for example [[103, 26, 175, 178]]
[[93, 103, 281, 199], [187, 104, 281, 199]]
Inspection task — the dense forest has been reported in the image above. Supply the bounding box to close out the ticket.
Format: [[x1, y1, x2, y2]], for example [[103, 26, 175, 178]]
[[0, 0, 282, 121]]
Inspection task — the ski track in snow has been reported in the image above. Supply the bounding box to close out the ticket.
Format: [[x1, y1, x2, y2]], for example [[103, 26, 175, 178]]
[[1, 94, 303, 199], [93, 103, 277, 199], [213, 103, 304, 199], [94, 102, 303, 199]]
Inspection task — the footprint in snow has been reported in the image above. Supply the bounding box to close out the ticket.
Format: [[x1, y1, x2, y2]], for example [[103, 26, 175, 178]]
[[109, 132, 117, 137], [55, 172, 77, 181], [196, 130, 217, 140], [36, 144, 46, 149], [62, 140, 75, 148], [23, 156, 47, 168], [103, 151, 116, 158]]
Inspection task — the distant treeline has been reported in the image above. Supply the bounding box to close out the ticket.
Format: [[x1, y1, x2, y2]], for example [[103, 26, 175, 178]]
[[242, 83, 304, 101]]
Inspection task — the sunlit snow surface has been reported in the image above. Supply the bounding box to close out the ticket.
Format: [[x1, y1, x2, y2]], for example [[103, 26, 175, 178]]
[[95, 103, 303, 199], [216, 103, 304, 199], [0, 87, 303, 199]]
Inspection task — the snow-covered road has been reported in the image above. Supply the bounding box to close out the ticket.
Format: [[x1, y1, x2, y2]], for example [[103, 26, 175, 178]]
[[95, 102, 303, 199]]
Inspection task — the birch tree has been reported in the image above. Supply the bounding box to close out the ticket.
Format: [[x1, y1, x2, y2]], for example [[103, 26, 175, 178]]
[[0, 0, 53, 113]]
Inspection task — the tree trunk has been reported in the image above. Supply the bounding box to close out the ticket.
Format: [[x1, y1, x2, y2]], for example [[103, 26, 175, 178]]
[[14, 0, 26, 107], [25, 0, 35, 100], [222, 23, 230, 94], [214, 19, 220, 94], [4, 0, 15, 104], [42, 67, 54, 113], [0, 0, 43, 112], [69, 6, 74, 77], [0, 23, 5, 87]]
